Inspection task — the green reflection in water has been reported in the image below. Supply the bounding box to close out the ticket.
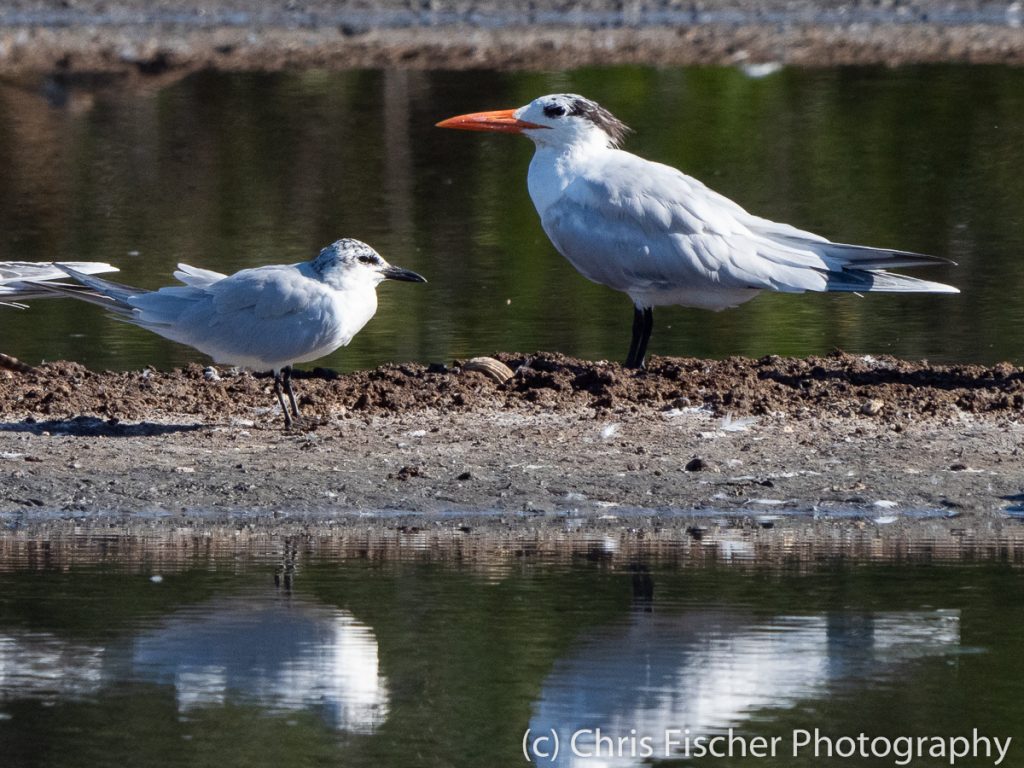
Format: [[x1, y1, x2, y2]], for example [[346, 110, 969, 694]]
[[1, 66, 1022, 370], [0, 544, 1022, 768]]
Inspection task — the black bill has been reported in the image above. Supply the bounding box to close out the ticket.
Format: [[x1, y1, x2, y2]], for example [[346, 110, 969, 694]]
[[381, 265, 427, 283]]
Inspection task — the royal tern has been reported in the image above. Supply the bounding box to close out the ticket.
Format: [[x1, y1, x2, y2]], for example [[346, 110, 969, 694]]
[[438, 93, 959, 369], [38, 239, 426, 428], [1, 261, 118, 307]]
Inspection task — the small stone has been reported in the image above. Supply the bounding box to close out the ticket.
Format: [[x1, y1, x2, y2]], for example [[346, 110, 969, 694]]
[[685, 457, 708, 472], [457, 471, 472, 481], [860, 398, 884, 416], [949, 462, 968, 471], [395, 465, 423, 481], [203, 366, 221, 382]]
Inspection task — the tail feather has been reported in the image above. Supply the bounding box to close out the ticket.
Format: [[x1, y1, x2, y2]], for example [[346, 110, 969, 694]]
[[52, 263, 148, 310], [39, 264, 206, 328], [775, 234, 956, 268], [825, 268, 960, 294], [5, 281, 101, 303], [23, 279, 136, 315], [760, 234, 960, 294]]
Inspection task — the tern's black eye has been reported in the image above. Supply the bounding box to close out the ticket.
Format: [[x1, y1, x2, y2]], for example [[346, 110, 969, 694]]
[[543, 104, 566, 118], [358, 254, 377, 265]]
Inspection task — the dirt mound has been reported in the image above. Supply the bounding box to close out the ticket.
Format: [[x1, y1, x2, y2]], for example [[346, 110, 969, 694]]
[[2, 351, 1023, 426]]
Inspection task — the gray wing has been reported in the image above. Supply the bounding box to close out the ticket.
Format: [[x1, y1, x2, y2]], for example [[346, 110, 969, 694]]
[[133, 265, 343, 367], [544, 152, 958, 302]]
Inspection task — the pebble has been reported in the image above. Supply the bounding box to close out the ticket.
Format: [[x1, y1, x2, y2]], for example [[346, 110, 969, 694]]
[[861, 398, 885, 416]]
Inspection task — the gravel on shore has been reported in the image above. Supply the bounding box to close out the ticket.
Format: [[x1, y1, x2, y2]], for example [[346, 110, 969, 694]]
[[2, 353, 1023, 534]]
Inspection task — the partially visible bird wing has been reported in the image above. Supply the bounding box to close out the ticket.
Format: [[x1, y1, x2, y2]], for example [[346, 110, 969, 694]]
[[0, 261, 119, 303], [0, 261, 118, 285]]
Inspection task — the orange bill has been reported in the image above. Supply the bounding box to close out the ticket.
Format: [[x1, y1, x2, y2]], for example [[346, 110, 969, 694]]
[[436, 109, 549, 134]]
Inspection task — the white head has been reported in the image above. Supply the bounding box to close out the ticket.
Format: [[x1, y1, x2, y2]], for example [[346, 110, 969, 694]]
[[437, 93, 632, 150], [311, 239, 426, 292]]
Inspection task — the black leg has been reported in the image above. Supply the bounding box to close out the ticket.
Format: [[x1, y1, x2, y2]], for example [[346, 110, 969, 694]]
[[625, 306, 654, 370], [282, 365, 301, 420], [625, 306, 645, 368], [272, 370, 292, 430], [635, 307, 654, 370]]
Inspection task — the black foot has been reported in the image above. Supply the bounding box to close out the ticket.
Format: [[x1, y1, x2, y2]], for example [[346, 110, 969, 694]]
[[282, 412, 305, 431]]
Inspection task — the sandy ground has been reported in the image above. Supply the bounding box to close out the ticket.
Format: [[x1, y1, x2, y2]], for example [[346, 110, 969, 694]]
[[2, 353, 1024, 537], [1, 1, 1023, 74]]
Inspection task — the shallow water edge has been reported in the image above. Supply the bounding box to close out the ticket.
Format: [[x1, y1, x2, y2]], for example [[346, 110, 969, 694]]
[[3, 518, 1024, 565]]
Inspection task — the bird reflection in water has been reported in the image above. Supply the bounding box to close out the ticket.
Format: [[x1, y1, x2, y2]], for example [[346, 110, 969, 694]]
[[0, 591, 389, 734], [528, 585, 960, 767], [132, 593, 390, 733]]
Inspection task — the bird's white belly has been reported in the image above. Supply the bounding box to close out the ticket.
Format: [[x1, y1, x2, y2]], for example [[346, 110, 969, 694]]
[[628, 284, 762, 311], [198, 326, 353, 371]]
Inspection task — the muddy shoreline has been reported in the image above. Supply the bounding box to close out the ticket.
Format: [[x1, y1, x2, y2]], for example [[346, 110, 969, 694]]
[[2, 2, 1024, 75], [2, 353, 1023, 535]]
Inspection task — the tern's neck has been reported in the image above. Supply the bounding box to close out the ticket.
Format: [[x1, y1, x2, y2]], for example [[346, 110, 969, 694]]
[[308, 261, 373, 294], [319, 270, 380, 337], [527, 138, 610, 215]]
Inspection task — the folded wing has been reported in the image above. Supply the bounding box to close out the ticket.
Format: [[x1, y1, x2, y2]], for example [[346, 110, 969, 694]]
[[542, 152, 958, 305]]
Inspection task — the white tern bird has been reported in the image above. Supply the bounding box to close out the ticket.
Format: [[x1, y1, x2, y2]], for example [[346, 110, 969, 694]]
[[1, 261, 118, 308], [438, 93, 959, 369], [39, 239, 426, 428]]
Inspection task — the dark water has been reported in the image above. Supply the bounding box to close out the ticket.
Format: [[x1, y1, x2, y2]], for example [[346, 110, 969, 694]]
[[0, 535, 1022, 767], [1, 66, 1023, 370]]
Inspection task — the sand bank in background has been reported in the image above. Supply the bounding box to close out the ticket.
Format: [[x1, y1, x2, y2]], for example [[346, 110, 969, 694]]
[[1, 2, 1024, 75]]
